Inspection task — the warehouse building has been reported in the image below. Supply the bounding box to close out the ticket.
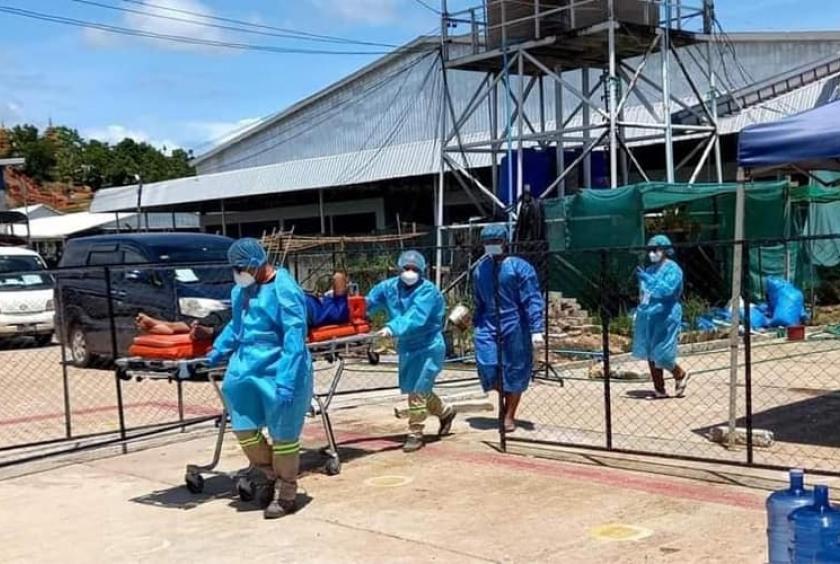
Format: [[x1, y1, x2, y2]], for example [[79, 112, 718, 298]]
[[90, 31, 840, 237]]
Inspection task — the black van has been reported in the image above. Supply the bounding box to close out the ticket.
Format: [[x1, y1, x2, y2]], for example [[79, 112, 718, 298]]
[[57, 233, 234, 366]]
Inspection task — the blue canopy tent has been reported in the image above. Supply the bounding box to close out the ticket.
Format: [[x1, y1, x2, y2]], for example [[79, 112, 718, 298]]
[[738, 99, 840, 174], [721, 101, 840, 441]]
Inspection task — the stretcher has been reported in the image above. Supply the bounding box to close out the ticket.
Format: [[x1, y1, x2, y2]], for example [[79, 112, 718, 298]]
[[115, 331, 379, 497]]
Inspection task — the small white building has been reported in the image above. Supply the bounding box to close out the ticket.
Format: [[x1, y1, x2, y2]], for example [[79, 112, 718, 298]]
[[7, 211, 200, 266]]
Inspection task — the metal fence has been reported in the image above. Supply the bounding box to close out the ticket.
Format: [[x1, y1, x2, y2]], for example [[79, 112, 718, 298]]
[[506, 234, 840, 475], [3, 235, 840, 474]]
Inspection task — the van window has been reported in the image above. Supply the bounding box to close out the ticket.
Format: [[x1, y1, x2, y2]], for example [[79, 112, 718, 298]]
[[0, 255, 52, 291], [151, 241, 230, 263], [122, 248, 147, 264], [88, 246, 121, 266]]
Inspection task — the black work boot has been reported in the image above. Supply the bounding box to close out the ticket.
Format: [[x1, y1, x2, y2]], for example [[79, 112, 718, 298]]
[[438, 410, 456, 437], [236, 472, 275, 508], [254, 481, 275, 509], [403, 434, 424, 453], [264, 497, 297, 520]]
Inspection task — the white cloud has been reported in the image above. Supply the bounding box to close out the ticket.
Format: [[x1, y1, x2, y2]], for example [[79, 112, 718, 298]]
[[84, 124, 180, 153], [310, 0, 398, 25], [0, 100, 24, 124], [187, 117, 262, 147], [81, 27, 117, 48], [82, 0, 228, 52]]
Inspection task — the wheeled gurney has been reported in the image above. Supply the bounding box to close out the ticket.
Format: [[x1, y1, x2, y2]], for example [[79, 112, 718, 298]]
[[115, 331, 379, 496]]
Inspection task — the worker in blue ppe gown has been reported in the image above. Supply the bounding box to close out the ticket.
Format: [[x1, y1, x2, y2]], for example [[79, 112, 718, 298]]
[[366, 250, 456, 452], [472, 225, 545, 433], [632, 234, 690, 399], [206, 238, 313, 519]]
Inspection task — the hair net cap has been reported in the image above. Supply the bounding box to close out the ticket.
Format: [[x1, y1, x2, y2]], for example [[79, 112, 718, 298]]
[[397, 250, 426, 273], [647, 234, 675, 257], [227, 238, 268, 269], [480, 224, 508, 242]]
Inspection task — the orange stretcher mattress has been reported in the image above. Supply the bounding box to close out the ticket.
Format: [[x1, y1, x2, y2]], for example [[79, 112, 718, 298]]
[[308, 321, 371, 343], [129, 333, 212, 360]]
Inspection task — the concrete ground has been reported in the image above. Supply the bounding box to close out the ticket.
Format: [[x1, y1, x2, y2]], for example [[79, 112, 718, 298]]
[[4, 336, 840, 561], [0, 392, 779, 564]]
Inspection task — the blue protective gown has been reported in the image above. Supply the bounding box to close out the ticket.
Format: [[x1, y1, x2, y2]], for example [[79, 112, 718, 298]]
[[473, 256, 545, 394], [208, 268, 313, 441], [632, 259, 684, 370], [366, 278, 445, 394]]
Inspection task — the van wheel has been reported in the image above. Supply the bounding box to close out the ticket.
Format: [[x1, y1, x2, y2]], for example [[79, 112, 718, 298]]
[[69, 325, 91, 367]]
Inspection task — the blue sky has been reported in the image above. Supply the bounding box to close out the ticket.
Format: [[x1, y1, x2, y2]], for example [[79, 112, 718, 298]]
[[0, 0, 835, 155]]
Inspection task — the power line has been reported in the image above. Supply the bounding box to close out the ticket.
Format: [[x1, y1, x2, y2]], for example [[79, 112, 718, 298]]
[[101, 0, 400, 48], [411, 0, 442, 15], [0, 5, 414, 55]]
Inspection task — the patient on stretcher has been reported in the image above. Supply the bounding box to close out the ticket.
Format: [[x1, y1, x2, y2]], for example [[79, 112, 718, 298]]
[[135, 272, 356, 340], [305, 272, 351, 327]]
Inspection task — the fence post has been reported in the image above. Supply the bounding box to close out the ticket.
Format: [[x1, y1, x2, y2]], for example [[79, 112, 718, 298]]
[[56, 277, 73, 439], [105, 266, 127, 442], [177, 380, 185, 432], [492, 257, 507, 453], [743, 241, 754, 464], [600, 250, 613, 450]]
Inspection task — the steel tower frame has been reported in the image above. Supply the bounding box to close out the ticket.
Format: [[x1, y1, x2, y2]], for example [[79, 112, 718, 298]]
[[434, 0, 721, 280]]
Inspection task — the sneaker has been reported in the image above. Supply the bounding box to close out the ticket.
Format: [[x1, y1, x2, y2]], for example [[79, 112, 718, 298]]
[[674, 373, 691, 398], [647, 390, 669, 400], [403, 435, 424, 453], [438, 410, 456, 437], [263, 498, 297, 520]]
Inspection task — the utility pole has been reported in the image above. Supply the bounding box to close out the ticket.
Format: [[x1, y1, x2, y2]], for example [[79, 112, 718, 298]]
[[134, 173, 144, 232]]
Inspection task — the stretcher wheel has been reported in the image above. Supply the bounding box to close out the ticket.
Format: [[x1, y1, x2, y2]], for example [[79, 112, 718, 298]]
[[325, 458, 341, 476], [236, 476, 256, 502], [366, 349, 380, 365], [185, 472, 204, 494]]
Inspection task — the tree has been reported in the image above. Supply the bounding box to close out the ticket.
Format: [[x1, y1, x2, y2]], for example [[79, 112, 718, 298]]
[[9, 125, 56, 183], [3, 122, 196, 190], [51, 126, 86, 184]]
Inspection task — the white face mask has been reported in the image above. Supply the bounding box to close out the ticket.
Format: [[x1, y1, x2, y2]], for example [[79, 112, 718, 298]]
[[233, 271, 256, 288], [648, 251, 664, 264], [400, 270, 420, 286], [485, 244, 503, 257]]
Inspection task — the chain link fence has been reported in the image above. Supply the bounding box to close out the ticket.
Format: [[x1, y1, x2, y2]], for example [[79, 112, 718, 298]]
[[504, 234, 840, 475], [4, 235, 840, 474]]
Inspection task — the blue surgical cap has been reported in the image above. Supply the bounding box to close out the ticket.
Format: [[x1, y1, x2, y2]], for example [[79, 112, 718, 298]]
[[397, 250, 426, 273], [647, 234, 675, 257], [480, 224, 508, 242], [227, 238, 268, 269]]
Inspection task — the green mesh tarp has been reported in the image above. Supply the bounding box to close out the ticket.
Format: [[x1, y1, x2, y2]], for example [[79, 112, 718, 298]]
[[545, 181, 789, 251], [544, 187, 643, 310], [543, 181, 790, 304]]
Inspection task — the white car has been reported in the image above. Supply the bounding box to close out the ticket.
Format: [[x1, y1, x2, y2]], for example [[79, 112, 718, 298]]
[[0, 247, 54, 346]]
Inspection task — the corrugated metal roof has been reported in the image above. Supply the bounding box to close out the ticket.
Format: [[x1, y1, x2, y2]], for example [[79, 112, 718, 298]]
[[91, 140, 442, 212], [89, 78, 835, 214], [192, 36, 442, 168], [91, 33, 840, 213]]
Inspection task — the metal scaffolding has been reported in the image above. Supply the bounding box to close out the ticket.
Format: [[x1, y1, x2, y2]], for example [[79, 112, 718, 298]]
[[435, 0, 721, 278]]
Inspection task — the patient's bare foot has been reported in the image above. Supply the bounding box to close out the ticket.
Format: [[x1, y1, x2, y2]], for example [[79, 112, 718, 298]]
[[332, 272, 348, 296], [136, 313, 157, 332], [148, 324, 175, 335]]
